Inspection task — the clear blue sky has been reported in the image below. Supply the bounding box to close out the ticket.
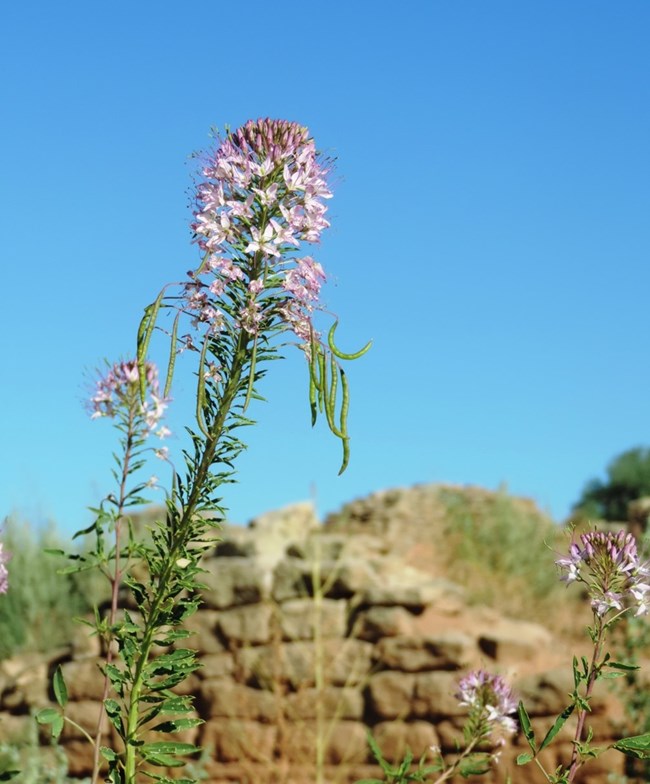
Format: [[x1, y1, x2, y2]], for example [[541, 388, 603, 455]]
[[2, 1, 650, 535]]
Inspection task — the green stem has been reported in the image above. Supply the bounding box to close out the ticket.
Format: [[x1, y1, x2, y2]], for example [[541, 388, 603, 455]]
[[123, 332, 250, 783], [566, 616, 606, 783]]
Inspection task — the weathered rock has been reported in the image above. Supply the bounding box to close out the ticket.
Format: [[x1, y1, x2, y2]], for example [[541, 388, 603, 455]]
[[217, 603, 273, 645], [236, 639, 373, 690], [284, 687, 364, 720], [60, 658, 106, 702], [201, 718, 277, 762], [412, 671, 465, 719], [376, 633, 474, 671], [279, 598, 347, 640], [200, 557, 270, 608], [371, 720, 439, 763], [478, 617, 553, 665], [279, 720, 368, 764], [366, 672, 416, 720], [200, 680, 277, 721], [351, 606, 416, 642], [179, 609, 225, 654], [197, 652, 235, 680]]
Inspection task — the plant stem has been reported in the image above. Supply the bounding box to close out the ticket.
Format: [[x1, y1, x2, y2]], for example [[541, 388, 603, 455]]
[[123, 333, 250, 783], [566, 616, 606, 783], [91, 401, 138, 784]]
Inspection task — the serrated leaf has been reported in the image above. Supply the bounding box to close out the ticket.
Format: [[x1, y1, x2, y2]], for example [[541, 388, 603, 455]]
[[53, 665, 68, 708], [613, 733, 650, 759], [100, 747, 118, 761], [539, 704, 574, 751]]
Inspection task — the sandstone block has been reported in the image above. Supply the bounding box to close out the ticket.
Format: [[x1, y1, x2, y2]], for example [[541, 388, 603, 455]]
[[284, 686, 364, 720], [200, 557, 270, 608], [60, 658, 106, 702], [351, 606, 416, 642], [478, 618, 553, 665], [237, 639, 373, 690], [366, 672, 416, 720], [197, 652, 235, 680], [201, 718, 276, 762], [217, 603, 273, 645], [200, 680, 277, 721], [376, 632, 473, 671], [278, 720, 368, 764], [371, 720, 439, 763], [279, 597, 347, 640], [413, 672, 465, 719], [177, 609, 225, 654]]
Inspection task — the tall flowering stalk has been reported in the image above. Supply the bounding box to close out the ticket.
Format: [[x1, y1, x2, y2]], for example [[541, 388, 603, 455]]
[[516, 528, 650, 783], [44, 119, 369, 784]]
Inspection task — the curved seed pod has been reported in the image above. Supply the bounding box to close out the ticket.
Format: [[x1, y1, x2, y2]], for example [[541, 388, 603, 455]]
[[242, 336, 258, 413], [309, 372, 317, 426], [317, 349, 326, 413], [337, 368, 351, 475], [324, 355, 345, 439], [328, 321, 372, 361], [164, 310, 181, 399], [195, 335, 211, 438]]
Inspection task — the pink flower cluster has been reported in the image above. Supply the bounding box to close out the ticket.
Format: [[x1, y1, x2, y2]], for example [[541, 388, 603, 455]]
[[0, 543, 9, 594], [185, 118, 332, 341], [556, 530, 650, 617], [89, 360, 169, 436], [456, 670, 518, 736]]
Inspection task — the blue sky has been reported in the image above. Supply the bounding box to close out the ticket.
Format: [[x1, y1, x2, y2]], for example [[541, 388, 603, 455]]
[[2, 1, 650, 535]]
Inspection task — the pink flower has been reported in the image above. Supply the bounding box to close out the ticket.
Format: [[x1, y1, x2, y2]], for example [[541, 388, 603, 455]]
[[188, 119, 333, 342], [89, 360, 170, 436], [0, 543, 9, 594], [556, 530, 650, 617]]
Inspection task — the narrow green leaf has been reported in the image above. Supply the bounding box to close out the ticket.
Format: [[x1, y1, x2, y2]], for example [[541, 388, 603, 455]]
[[152, 717, 204, 733], [539, 704, 574, 751], [516, 752, 534, 765], [517, 701, 536, 752], [52, 665, 68, 708], [606, 660, 640, 671]]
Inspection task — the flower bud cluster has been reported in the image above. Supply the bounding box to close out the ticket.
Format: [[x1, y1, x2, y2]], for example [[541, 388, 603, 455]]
[[186, 118, 332, 342], [456, 669, 518, 738], [89, 360, 169, 436], [0, 543, 9, 594], [556, 530, 650, 617]]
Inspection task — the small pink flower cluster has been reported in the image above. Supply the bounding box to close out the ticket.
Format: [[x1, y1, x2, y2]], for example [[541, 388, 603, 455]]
[[0, 542, 9, 594], [456, 669, 518, 736], [89, 360, 169, 436], [556, 530, 650, 617], [185, 118, 332, 342]]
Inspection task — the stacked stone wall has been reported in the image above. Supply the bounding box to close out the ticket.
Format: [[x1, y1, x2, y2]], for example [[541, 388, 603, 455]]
[[0, 493, 627, 783]]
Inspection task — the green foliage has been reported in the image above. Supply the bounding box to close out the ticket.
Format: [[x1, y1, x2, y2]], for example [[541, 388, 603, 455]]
[[0, 712, 89, 784], [0, 518, 100, 660], [572, 447, 650, 522], [438, 487, 567, 620]]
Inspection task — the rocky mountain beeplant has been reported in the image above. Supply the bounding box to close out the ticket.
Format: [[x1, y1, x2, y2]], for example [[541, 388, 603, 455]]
[[25, 118, 370, 784], [365, 529, 650, 784]]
